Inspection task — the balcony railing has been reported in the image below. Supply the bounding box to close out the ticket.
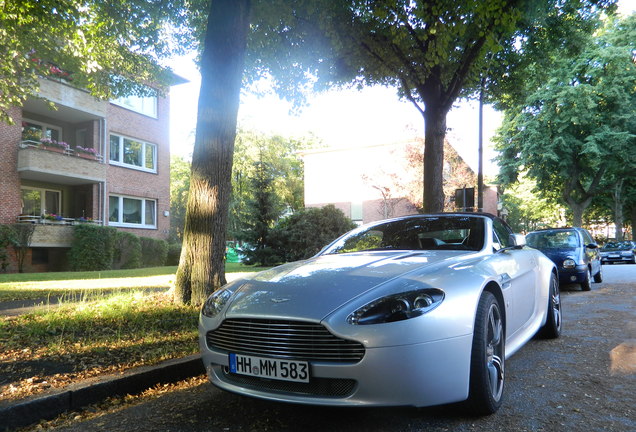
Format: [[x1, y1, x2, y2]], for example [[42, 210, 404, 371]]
[[17, 215, 103, 226], [19, 140, 103, 162]]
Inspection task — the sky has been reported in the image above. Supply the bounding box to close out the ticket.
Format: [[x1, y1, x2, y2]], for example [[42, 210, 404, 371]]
[[167, 0, 635, 177], [169, 58, 502, 176]]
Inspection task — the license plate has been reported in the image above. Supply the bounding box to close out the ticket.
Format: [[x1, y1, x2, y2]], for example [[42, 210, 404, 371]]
[[609, 254, 620, 258], [229, 354, 309, 383]]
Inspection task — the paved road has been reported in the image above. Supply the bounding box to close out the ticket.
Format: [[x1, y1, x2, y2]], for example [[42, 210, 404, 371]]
[[31, 265, 636, 432]]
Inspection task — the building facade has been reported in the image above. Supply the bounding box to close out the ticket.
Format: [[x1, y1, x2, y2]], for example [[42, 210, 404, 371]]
[[301, 140, 499, 225], [0, 76, 180, 272]]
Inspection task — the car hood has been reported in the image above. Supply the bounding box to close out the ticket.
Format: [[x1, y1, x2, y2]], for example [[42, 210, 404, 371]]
[[537, 248, 580, 264], [224, 251, 470, 321]]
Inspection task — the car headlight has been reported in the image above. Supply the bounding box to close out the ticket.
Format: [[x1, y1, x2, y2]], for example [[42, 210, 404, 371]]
[[347, 289, 445, 325], [621, 251, 632, 257], [562, 259, 576, 269], [201, 288, 234, 318]]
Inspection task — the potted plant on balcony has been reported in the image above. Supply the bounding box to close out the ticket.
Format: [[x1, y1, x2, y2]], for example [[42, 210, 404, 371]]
[[39, 138, 70, 154], [75, 146, 99, 160], [42, 213, 64, 224]]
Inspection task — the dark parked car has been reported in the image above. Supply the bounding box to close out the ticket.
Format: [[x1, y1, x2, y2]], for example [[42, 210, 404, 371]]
[[526, 227, 602, 291], [600, 241, 636, 265]]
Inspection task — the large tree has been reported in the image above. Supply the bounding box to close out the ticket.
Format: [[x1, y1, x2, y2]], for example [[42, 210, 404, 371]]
[[247, 0, 615, 213], [174, 0, 251, 305], [496, 15, 636, 227]]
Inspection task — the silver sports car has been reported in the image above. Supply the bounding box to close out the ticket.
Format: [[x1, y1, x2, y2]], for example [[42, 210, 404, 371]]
[[199, 213, 561, 414]]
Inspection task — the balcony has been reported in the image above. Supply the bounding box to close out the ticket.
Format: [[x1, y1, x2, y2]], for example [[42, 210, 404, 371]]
[[18, 216, 103, 248], [17, 143, 106, 185]]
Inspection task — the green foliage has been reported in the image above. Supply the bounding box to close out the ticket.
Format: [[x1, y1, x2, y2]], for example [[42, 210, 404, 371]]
[[238, 160, 285, 266], [496, 14, 636, 227], [229, 129, 317, 239], [498, 175, 565, 232], [10, 223, 36, 273], [0, 0, 201, 124], [271, 205, 357, 262], [140, 237, 169, 267], [166, 242, 182, 266], [169, 155, 191, 243], [69, 225, 117, 271], [0, 225, 15, 272], [112, 231, 142, 270]]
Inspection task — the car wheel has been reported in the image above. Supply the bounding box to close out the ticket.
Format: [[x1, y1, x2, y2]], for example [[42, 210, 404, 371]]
[[466, 291, 505, 415], [581, 268, 592, 291], [593, 265, 603, 283], [539, 273, 562, 339]]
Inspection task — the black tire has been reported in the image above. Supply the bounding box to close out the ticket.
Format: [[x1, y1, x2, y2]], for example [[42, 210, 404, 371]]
[[581, 268, 592, 291], [466, 291, 505, 415], [538, 273, 562, 339], [593, 265, 603, 283]]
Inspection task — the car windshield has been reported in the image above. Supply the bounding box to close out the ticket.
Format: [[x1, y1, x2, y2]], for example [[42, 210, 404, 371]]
[[322, 216, 486, 254], [602, 242, 632, 251], [526, 230, 579, 249]]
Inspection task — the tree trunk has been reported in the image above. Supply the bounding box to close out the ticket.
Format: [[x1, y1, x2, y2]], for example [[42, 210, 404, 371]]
[[174, 0, 251, 305], [422, 106, 447, 213], [612, 180, 624, 241]]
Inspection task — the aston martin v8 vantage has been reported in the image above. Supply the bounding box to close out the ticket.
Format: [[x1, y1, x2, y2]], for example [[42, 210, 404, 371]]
[[199, 213, 561, 414]]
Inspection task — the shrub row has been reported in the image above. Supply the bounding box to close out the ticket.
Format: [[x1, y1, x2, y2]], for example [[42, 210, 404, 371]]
[[69, 225, 171, 271]]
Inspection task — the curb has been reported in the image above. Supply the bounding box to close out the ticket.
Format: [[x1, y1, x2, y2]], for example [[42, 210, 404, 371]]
[[0, 354, 205, 431]]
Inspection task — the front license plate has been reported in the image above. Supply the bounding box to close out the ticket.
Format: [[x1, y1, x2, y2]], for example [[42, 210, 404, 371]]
[[609, 254, 620, 258], [229, 354, 309, 383]]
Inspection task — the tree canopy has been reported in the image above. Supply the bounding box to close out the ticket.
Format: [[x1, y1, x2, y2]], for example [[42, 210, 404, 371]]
[[246, 0, 616, 212], [0, 0, 202, 123], [496, 14, 636, 227]]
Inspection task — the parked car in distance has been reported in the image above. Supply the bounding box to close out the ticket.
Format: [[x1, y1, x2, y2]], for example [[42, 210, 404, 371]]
[[600, 241, 636, 265], [526, 227, 602, 291], [200, 213, 561, 415]]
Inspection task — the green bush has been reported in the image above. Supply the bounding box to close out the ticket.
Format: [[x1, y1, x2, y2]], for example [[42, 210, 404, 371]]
[[69, 225, 117, 271], [0, 225, 15, 272], [271, 205, 356, 262], [112, 231, 142, 269], [166, 242, 182, 266], [140, 237, 168, 267]]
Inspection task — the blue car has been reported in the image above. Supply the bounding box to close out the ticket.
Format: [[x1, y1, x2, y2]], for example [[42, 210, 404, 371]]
[[526, 227, 602, 291]]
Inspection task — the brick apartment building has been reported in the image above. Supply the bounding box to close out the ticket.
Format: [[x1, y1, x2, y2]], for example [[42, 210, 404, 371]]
[[0, 75, 183, 272], [301, 140, 499, 225]]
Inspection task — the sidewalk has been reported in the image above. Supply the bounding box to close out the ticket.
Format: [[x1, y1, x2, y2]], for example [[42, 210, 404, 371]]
[[0, 355, 205, 431]]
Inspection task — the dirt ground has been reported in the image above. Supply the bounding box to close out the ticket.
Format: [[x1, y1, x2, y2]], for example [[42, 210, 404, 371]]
[[16, 268, 636, 432]]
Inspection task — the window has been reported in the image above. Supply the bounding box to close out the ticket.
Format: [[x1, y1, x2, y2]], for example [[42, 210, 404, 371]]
[[492, 218, 513, 249], [21, 187, 61, 216], [109, 195, 156, 228], [21, 119, 62, 143], [109, 134, 157, 172], [112, 87, 157, 118]]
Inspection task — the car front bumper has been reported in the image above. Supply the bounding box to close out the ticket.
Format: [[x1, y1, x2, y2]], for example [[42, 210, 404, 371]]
[[558, 265, 589, 284], [600, 254, 635, 264], [199, 333, 473, 408]]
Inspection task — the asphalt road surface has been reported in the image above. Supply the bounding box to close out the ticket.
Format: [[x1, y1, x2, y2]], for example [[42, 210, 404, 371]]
[[37, 264, 636, 432]]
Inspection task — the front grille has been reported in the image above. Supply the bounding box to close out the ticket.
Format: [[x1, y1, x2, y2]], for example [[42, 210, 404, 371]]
[[220, 368, 357, 397], [207, 319, 365, 362]]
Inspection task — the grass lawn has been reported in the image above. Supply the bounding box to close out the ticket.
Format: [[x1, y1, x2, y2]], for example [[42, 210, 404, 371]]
[[0, 263, 270, 302], [0, 263, 271, 402]]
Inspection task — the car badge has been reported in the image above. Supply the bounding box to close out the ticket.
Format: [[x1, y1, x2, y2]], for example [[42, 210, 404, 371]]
[[270, 298, 290, 303]]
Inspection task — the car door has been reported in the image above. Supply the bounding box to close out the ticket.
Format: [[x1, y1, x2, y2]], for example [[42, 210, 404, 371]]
[[581, 230, 600, 275], [491, 219, 538, 337]]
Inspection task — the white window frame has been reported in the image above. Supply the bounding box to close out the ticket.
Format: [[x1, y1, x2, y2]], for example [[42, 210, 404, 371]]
[[20, 186, 62, 216], [22, 118, 63, 143], [108, 194, 157, 229], [109, 133, 157, 173]]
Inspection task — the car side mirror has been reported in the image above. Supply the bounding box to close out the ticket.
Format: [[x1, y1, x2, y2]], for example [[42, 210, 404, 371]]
[[586, 243, 598, 249], [510, 234, 526, 248]]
